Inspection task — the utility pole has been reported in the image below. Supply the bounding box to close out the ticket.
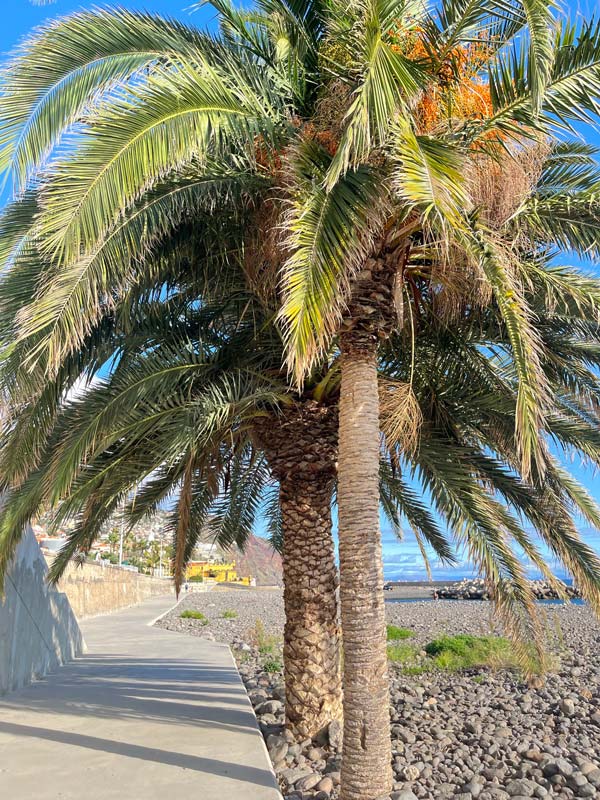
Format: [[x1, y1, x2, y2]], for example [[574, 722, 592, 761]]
[[119, 517, 124, 567]]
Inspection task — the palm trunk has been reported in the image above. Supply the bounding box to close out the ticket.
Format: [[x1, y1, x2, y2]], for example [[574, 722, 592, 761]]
[[280, 475, 342, 738], [338, 340, 392, 800], [253, 401, 342, 739]]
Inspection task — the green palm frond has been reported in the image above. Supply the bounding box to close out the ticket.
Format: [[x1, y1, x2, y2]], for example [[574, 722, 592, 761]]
[[36, 60, 282, 268], [469, 232, 549, 478], [536, 141, 600, 193], [264, 485, 284, 553], [196, 0, 272, 60], [12, 167, 262, 374], [279, 142, 388, 379], [525, 261, 600, 316], [172, 454, 195, 596], [518, 0, 557, 111], [390, 120, 468, 227], [324, 0, 424, 187], [0, 9, 209, 186], [431, 0, 527, 60], [379, 459, 457, 563], [209, 449, 272, 549], [517, 194, 600, 260], [487, 18, 600, 136]]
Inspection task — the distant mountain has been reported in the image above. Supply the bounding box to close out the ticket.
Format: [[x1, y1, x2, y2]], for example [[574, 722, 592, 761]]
[[228, 535, 282, 586]]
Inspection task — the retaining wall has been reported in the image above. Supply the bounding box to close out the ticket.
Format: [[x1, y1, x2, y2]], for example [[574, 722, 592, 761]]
[[0, 527, 83, 694], [49, 558, 174, 619]]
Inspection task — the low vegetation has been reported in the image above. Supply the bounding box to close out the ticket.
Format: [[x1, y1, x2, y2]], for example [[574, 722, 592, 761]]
[[263, 659, 283, 674], [249, 619, 281, 655], [222, 610, 238, 619], [180, 610, 208, 625], [386, 624, 414, 641], [387, 634, 519, 674], [425, 635, 514, 671], [387, 643, 420, 664]]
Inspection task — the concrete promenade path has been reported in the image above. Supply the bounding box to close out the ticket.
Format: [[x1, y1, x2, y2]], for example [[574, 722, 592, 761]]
[[0, 595, 282, 799]]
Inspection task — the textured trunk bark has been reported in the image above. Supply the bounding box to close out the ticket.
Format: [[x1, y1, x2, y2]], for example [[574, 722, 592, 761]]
[[338, 341, 393, 800], [253, 401, 342, 739], [280, 476, 343, 738]]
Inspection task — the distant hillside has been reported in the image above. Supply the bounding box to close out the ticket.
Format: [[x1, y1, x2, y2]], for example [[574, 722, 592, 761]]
[[228, 535, 282, 586], [34, 507, 282, 586]]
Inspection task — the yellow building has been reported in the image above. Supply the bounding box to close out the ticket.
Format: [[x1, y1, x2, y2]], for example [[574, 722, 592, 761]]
[[186, 560, 252, 585]]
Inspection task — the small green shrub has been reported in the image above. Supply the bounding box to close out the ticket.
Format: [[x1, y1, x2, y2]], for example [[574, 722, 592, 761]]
[[387, 632, 547, 675], [188, 575, 204, 583], [401, 665, 428, 676], [386, 624, 414, 641], [263, 659, 282, 673], [387, 643, 420, 664], [180, 610, 208, 623], [222, 610, 238, 619], [424, 634, 513, 671], [248, 619, 281, 654]]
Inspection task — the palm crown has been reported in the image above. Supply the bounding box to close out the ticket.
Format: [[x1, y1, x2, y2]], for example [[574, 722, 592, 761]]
[[1, 1, 600, 472], [1, 0, 600, 581], [3, 3, 600, 795]]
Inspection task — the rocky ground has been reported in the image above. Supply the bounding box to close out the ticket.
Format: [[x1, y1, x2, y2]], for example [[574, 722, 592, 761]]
[[156, 589, 600, 799]]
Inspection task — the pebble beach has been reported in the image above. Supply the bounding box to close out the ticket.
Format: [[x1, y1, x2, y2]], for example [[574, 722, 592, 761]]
[[156, 586, 600, 799]]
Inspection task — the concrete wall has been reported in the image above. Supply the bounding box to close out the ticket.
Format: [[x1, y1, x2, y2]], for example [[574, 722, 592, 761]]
[[0, 526, 83, 694], [50, 558, 173, 619]]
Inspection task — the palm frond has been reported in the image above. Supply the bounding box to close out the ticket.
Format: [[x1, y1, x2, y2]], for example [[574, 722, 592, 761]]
[[390, 120, 468, 228], [172, 455, 195, 597], [0, 8, 208, 187], [13, 167, 261, 374], [324, 0, 424, 187], [279, 142, 388, 380], [487, 18, 600, 136], [469, 232, 549, 478]]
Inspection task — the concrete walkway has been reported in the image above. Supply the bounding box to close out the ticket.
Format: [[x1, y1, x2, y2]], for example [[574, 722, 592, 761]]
[[0, 596, 282, 799]]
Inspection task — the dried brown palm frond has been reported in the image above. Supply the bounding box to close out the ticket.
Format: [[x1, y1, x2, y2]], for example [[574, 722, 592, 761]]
[[412, 140, 549, 324], [409, 226, 493, 323], [243, 196, 284, 307], [468, 139, 550, 229], [379, 378, 422, 454], [432, 247, 493, 319], [309, 79, 353, 152]]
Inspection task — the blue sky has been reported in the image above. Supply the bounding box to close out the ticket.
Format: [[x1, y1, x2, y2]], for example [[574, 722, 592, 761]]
[[3, 0, 600, 580]]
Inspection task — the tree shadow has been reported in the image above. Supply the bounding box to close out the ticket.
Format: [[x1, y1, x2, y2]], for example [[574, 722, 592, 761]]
[[0, 720, 278, 789], [0, 599, 280, 795], [0, 653, 258, 733]]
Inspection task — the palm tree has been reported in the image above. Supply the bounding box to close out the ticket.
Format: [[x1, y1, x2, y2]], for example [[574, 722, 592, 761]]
[[2, 3, 600, 795], [0, 230, 345, 738], [107, 529, 120, 557], [2, 222, 600, 743]]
